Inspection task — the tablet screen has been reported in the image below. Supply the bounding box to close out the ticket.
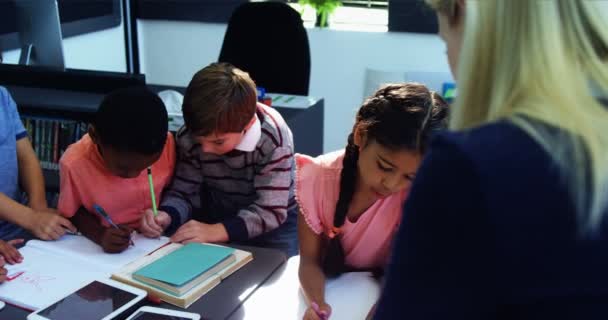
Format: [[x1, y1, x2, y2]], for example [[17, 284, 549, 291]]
[[37, 280, 137, 320], [129, 312, 192, 320]]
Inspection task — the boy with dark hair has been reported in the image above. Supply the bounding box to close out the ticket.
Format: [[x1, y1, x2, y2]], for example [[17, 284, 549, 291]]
[[58, 87, 176, 253], [140, 63, 298, 256]]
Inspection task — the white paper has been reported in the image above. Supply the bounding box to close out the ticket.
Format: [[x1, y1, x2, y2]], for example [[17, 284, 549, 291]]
[[27, 234, 169, 272], [238, 256, 380, 320], [1, 246, 106, 310], [0, 234, 168, 310]]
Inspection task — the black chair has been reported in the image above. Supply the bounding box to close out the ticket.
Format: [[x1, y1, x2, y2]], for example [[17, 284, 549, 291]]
[[219, 2, 311, 96]]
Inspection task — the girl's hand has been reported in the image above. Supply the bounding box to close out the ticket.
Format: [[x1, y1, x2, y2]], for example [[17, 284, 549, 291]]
[[303, 302, 331, 320]]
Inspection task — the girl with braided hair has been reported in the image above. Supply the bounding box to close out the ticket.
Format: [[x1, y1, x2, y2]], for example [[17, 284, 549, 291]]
[[296, 83, 448, 320]]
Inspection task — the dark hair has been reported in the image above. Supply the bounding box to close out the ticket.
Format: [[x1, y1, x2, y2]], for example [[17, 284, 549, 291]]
[[323, 83, 449, 276], [182, 62, 257, 136], [93, 87, 168, 155]]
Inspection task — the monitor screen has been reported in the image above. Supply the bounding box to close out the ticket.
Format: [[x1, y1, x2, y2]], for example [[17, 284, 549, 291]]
[[0, 0, 120, 51]]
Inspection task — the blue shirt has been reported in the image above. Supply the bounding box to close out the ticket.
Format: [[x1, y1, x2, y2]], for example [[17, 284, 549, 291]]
[[375, 121, 608, 319], [0, 86, 28, 238]]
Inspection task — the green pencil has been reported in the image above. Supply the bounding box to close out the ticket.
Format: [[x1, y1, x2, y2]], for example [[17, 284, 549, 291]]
[[147, 167, 158, 216]]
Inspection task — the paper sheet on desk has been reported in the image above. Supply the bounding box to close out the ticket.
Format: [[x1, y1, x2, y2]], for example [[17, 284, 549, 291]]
[[237, 256, 380, 320], [1, 246, 106, 310], [0, 234, 169, 310], [26, 233, 169, 271]]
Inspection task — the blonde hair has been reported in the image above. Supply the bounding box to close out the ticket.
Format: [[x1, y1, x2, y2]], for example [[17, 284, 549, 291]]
[[428, 0, 608, 233]]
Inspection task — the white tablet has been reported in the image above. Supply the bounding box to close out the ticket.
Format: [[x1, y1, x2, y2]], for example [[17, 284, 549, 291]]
[[126, 306, 201, 320], [27, 278, 146, 320]]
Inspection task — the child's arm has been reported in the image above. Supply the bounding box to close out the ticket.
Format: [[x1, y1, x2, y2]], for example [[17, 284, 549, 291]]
[[70, 206, 132, 253], [221, 146, 295, 242], [16, 137, 47, 210], [298, 213, 332, 319], [0, 93, 75, 239], [159, 134, 200, 235], [0, 192, 75, 240]]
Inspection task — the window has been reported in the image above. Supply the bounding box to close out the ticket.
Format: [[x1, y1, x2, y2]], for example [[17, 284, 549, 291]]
[[287, 0, 436, 33], [342, 1, 388, 9], [134, 0, 436, 34]]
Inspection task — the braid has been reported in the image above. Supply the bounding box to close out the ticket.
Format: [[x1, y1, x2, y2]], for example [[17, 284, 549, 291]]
[[323, 133, 359, 277], [333, 133, 359, 227]]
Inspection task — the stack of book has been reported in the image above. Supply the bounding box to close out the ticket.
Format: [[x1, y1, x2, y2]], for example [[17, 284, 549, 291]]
[[112, 242, 253, 308]]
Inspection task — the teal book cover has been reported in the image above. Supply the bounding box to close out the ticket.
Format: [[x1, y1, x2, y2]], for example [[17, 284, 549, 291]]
[[134, 243, 235, 287]]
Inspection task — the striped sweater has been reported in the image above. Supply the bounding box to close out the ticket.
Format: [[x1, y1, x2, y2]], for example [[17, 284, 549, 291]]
[[160, 103, 297, 241]]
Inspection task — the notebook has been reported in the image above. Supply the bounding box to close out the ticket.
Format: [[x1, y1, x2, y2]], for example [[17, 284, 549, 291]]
[[0, 234, 169, 310], [132, 243, 236, 296], [112, 243, 253, 308]]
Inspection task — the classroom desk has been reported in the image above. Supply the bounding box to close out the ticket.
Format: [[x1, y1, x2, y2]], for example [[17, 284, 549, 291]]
[[0, 245, 286, 320]]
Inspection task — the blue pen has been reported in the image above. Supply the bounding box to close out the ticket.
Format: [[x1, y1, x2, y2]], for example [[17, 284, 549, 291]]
[[93, 204, 134, 246]]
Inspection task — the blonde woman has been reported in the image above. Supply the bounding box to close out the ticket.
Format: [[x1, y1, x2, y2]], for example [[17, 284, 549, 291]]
[[374, 0, 608, 319]]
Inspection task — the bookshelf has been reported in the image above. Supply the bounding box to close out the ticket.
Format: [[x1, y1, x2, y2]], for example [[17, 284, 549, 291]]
[[20, 117, 88, 207]]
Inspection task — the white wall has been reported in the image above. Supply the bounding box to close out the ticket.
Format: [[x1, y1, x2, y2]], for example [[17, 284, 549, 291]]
[[2, 22, 127, 73], [138, 20, 450, 152]]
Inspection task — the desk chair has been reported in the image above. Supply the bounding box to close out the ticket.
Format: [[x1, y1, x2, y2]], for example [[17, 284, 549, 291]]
[[219, 2, 311, 96]]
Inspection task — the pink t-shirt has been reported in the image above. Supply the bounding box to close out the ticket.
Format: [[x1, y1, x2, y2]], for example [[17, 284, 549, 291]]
[[58, 133, 176, 228], [296, 150, 407, 269]]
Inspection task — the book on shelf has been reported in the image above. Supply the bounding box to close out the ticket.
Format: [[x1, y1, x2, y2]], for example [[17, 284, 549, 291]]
[[21, 116, 88, 172]]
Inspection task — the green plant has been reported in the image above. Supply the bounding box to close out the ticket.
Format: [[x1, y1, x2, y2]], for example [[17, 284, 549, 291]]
[[299, 0, 342, 28]]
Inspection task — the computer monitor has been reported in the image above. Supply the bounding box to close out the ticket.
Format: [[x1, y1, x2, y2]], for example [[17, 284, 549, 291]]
[[15, 0, 65, 69]]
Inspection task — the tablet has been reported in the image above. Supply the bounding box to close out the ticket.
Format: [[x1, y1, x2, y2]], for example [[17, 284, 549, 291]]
[[126, 306, 200, 320], [27, 278, 146, 320]]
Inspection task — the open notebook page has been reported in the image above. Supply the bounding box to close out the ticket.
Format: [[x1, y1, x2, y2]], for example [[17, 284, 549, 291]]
[[26, 233, 169, 272], [1, 245, 107, 310]]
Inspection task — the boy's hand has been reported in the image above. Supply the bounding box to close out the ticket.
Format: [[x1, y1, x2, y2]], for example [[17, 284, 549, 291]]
[[303, 302, 332, 320], [0, 239, 24, 264], [0, 257, 6, 283], [139, 209, 171, 238], [170, 221, 228, 244], [26, 208, 77, 240], [100, 225, 133, 253]]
